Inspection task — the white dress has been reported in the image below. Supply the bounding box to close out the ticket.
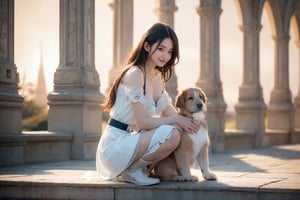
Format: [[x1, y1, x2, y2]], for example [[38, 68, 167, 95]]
[[96, 83, 175, 180]]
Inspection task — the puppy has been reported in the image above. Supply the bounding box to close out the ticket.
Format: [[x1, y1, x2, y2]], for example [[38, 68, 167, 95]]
[[174, 87, 216, 181]]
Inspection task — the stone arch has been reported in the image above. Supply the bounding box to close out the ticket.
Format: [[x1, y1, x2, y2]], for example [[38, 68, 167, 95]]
[[291, 3, 300, 42], [264, 0, 294, 37], [234, 0, 264, 25]]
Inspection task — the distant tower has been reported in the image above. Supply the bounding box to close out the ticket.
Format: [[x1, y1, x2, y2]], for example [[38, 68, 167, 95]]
[[34, 43, 48, 107]]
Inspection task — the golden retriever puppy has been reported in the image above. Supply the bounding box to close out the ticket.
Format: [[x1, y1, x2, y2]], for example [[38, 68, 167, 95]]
[[174, 87, 217, 181]]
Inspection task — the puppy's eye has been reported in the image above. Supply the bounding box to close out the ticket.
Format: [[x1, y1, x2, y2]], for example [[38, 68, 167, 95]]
[[187, 97, 194, 100]]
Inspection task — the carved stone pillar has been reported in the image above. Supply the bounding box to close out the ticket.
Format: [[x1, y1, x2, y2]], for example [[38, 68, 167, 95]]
[[0, 0, 23, 135], [267, 34, 294, 132], [235, 23, 267, 147], [293, 41, 300, 134], [48, 0, 104, 160], [107, 0, 133, 91], [154, 0, 178, 101], [196, 0, 226, 152]]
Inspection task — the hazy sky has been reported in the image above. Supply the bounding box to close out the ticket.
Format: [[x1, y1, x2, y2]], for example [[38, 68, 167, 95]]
[[14, 0, 298, 111]]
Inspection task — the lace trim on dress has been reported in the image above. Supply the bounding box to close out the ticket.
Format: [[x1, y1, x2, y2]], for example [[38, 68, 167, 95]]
[[122, 84, 148, 104], [143, 131, 173, 157]]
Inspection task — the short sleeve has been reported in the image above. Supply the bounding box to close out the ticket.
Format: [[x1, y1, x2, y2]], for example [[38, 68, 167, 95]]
[[122, 84, 148, 104]]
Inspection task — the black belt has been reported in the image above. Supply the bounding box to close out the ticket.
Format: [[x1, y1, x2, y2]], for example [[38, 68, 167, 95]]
[[108, 118, 130, 132]]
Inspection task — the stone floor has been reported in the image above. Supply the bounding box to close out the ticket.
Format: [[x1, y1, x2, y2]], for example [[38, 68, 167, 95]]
[[0, 144, 300, 199]]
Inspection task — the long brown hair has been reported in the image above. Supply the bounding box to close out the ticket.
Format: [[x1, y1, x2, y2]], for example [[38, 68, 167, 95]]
[[103, 23, 180, 112]]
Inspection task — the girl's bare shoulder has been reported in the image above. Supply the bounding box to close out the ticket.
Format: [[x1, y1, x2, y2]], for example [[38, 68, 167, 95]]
[[122, 66, 144, 88]]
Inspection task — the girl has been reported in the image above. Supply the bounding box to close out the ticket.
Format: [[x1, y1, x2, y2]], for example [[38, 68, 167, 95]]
[[96, 23, 199, 185]]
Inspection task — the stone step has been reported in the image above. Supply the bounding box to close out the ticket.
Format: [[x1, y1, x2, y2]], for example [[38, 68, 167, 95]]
[[1, 144, 300, 200], [0, 131, 73, 166], [1, 177, 299, 200]]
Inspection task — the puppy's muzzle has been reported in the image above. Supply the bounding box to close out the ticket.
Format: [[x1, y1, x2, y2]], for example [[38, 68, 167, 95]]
[[197, 103, 203, 110]]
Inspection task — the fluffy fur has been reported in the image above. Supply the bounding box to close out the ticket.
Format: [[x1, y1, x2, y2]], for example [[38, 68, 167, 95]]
[[173, 87, 217, 181]]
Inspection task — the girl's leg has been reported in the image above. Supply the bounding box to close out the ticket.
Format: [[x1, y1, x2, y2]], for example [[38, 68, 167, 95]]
[[134, 127, 181, 180], [134, 127, 180, 163], [119, 126, 180, 185]]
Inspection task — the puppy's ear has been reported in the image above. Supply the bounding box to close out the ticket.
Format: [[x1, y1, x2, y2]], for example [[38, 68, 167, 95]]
[[175, 90, 186, 108], [197, 87, 207, 103]]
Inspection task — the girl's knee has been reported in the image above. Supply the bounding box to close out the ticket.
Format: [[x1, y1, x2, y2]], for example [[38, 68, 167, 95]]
[[166, 128, 181, 150], [142, 128, 181, 162]]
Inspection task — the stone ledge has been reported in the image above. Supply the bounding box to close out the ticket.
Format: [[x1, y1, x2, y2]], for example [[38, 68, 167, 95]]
[[292, 129, 300, 143], [225, 129, 256, 136], [22, 131, 73, 142], [0, 131, 73, 166], [224, 129, 256, 150], [266, 129, 289, 145], [23, 131, 73, 163], [0, 131, 73, 143]]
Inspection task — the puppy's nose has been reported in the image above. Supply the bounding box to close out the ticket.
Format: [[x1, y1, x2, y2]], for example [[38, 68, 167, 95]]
[[197, 103, 203, 109]]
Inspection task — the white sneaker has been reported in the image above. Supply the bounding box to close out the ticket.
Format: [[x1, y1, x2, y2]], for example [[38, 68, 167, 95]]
[[118, 168, 160, 186]]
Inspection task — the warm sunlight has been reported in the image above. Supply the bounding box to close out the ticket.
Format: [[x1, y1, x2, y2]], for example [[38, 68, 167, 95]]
[[14, 0, 298, 111], [2, 1, 300, 198]]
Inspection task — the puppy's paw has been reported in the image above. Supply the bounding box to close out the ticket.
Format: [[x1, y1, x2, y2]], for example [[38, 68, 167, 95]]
[[203, 171, 217, 180], [176, 175, 198, 182], [185, 175, 198, 182], [175, 175, 185, 181]]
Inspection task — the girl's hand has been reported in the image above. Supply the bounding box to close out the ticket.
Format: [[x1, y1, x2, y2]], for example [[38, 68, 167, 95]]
[[176, 115, 201, 134]]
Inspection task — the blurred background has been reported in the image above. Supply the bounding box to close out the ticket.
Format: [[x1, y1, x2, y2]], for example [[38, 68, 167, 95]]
[[14, 0, 298, 130]]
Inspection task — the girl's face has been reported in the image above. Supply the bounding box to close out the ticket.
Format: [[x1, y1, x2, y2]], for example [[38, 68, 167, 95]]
[[146, 38, 174, 68]]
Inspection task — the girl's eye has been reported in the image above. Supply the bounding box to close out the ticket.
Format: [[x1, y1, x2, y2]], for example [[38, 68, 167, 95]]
[[187, 97, 193, 100]]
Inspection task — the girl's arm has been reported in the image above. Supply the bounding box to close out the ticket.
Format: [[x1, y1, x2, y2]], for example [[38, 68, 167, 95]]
[[132, 102, 199, 133], [121, 67, 198, 132]]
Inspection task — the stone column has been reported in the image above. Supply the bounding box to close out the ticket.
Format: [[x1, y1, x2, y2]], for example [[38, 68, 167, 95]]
[[107, 0, 133, 91], [267, 34, 294, 132], [154, 0, 178, 101], [235, 23, 267, 147], [0, 0, 23, 135], [0, 0, 24, 166], [293, 41, 300, 134], [48, 0, 104, 160], [196, 0, 226, 152]]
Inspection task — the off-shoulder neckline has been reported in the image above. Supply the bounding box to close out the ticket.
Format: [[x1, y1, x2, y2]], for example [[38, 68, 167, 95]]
[[119, 83, 164, 107]]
